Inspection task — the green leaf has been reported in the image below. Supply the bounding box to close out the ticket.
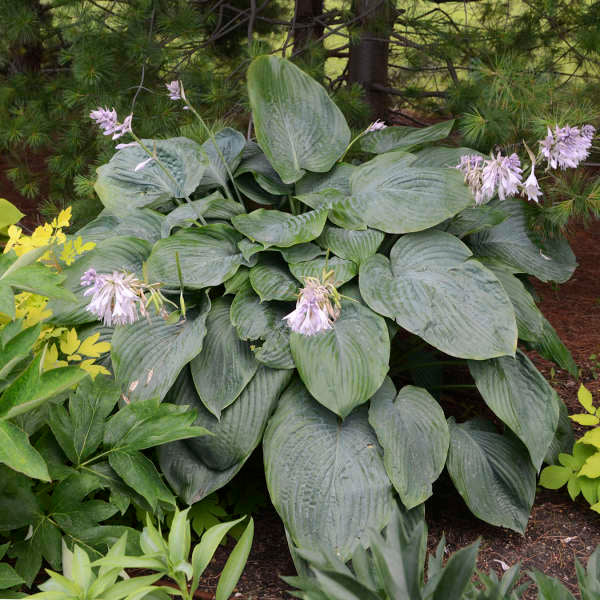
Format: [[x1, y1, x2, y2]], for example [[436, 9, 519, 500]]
[[468, 199, 576, 283], [1, 264, 76, 301], [108, 450, 174, 510], [264, 380, 394, 560], [0, 283, 15, 318], [161, 193, 244, 237], [232, 208, 328, 248], [529, 570, 577, 600], [247, 55, 350, 184], [296, 189, 367, 230], [369, 379, 449, 509], [432, 541, 479, 600], [168, 508, 191, 567], [254, 321, 295, 370], [160, 365, 292, 502], [539, 465, 571, 489], [235, 144, 292, 196], [349, 152, 472, 233], [0, 323, 41, 379], [0, 420, 50, 480], [0, 198, 25, 232], [544, 396, 575, 465], [0, 563, 25, 589], [469, 351, 560, 470], [104, 397, 208, 452], [444, 205, 508, 238], [111, 299, 211, 403], [76, 209, 164, 246], [317, 225, 384, 265], [47, 236, 152, 325], [146, 223, 245, 290], [197, 128, 246, 193], [230, 286, 288, 342], [290, 298, 390, 418], [215, 517, 254, 600], [360, 230, 517, 359], [190, 298, 258, 418], [95, 137, 206, 215], [413, 146, 485, 168], [249, 255, 298, 302], [361, 120, 454, 154], [279, 243, 324, 263], [571, 414, 600, 426], [0, 353, 86, 420], [295, 163, 355, 196], [446, 419, 536, 533], [289, 256, 357, 287], [0, 466, 40, 531]]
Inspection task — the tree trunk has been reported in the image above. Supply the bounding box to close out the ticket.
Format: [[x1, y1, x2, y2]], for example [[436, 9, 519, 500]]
[[347, 0, 393, 119], [292, 0, 324, 55]]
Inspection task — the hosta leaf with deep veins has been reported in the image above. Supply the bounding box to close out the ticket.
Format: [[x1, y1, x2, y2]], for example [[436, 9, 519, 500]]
[[317, 225, 384, 265], [247, 55, 350, 184], [349, 152, 473, 233], [249, 255, 299, 302], [446, 418, 536, 533], [190, 298, 258, 419], [368, 378, 449, 509], [290, 298, 389, 418], [75, 209, 164, 246], [158, 365, 293, 504], [359, 230, 517, 359], [289, 257, 357, 287], [47, 236, 152, 325], [468, 351, 560, 470], [146, 223, 246, 290], [95, 137, 205, 215], [468, 199, 576, 283], [111, 298, 211, 403], [263, 379, 395, 560], [360, 120, 455, 154], [232, 208, 328, 248], [196, 128, 246, 194]]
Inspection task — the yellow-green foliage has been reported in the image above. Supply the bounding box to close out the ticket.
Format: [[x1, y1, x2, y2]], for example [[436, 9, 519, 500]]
[[539, 384, 600, 512]]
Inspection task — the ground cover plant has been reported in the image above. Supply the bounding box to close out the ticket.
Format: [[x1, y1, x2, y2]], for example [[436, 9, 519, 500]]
[[39, 53, 594, 572]]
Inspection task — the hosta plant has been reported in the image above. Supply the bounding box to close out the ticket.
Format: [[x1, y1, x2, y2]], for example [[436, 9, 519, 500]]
[[59, 55, 582, 560]]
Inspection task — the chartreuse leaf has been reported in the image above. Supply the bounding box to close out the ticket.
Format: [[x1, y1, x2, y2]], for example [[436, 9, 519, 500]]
[[0, 353, 86, 420], [111, 298, 210, 403], [539, 465, 571, 489], [317, 225, 384, 265], [290, 298, 389, 418], [95, 137, 206, 215], [47, 236, 152, 326], [360, 230, 517, 360], [263, 379, 395, 560], [215, 517, 254, 600], [190, 298, 258, 419], [579, 384, 595, 413], [0, 198, 24, 233], [468, 198, 576, 283], [469, 351, 560, 470], [349, 151, 472, 233], [232, 208, 328, 248], [247, 55, 350, 184], [146, 223, 246, 290], [579, 453, 600, 478], [159, 365, 292, 503], [0, 420, 50, 480], [446, 418, 536, 533], [369, 379, 449, 509], [360, 120, 455, 154]]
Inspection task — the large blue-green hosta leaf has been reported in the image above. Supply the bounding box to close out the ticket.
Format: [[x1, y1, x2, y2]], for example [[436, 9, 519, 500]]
[[413, 146, 485, 168], [75, 209, 164, 245], [290, 298, 390, 418], [232, 208, 328, 248], [196, 128, 246, 194], [146, 223, 245, 290], [263, 379, 395, 560], [360, 120, 455, 154], [249, 255, 299, 302], [317, 225, 384, 265], [159, 365, 292, 504], [468, 199, 576, 283], [111, 297, 210, 403], [359, 230, 517, 359], [369, 379, 449, 509], [289, 257, 357, 287], [95, 137, 205, 215], [468, 351, 560, 471], [47, 236, 152, 325], [446, 418, 536, 533], [247, 56, 351, 184], [348, 152, 472, 233], [190, 298, 258, 419]]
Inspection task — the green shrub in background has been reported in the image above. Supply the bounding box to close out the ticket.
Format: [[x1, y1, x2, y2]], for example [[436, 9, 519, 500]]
[[54, 55, 584, 565]]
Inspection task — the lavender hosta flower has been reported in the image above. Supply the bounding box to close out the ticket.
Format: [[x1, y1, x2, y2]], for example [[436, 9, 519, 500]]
[[456, 154, 486, 205], [134, 156, 154, 172], [115, 142, 140, 150], [81, 269, 141, 327], [283, 277, 340, 336], [481, 152, 523, 201], [90, 107, 133, 140], [166, 80, 183, 101], [540, 124, 596, 170], [366, 120, 387, 133], [522, 166, 542, 203]]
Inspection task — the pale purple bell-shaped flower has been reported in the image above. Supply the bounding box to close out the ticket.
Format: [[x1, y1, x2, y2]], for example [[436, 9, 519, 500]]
[[481, 152, 523, 201], [522, 166, 542, 203], [540, 124, 595, 170], [89, 107, 119, 136], [166, 80, 183, 101], [366, 120, 387, 133], [456, 154, 486, 204], [283, 279, 339, 336]]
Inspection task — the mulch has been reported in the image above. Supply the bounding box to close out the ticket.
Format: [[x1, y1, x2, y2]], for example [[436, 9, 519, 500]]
[[3, 169, 600, 599]]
